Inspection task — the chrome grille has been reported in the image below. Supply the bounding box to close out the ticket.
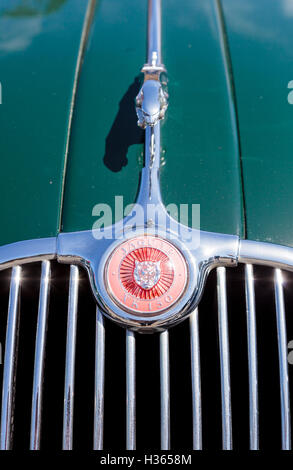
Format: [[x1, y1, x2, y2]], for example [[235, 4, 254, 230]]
[[0, 261, 292, 450]]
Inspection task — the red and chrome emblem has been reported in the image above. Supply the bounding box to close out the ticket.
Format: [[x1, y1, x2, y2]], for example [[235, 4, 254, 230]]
[[105, 235, 188, 314]]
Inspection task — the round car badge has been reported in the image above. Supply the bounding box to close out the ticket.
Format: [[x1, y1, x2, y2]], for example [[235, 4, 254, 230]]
[[105, 235, 188, 315]]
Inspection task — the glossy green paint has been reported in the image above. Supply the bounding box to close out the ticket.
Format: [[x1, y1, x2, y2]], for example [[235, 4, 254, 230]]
[[222, 0, 293, 247], [61, 0, 146, 233], [160, 0, 244, 235], [2, 0, 292, 248], [0, 0, 88, 246], [62, 0, 245, 236]]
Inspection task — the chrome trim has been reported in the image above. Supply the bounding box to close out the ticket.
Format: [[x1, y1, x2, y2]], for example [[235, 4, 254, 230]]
[[136, 0, 167, 202], [136, 82, 168, 129], [190, 308, 202, 450], [62, 265, 79, 450], [0, 0, 293, 330], [1, 236, 293, 451], [136, 120, 163, 207], [58, 229, 238, 332], [57, 0, 240, 330], [274, 269, 291, 450], [244, 264, 259, 450], [57, 0, 239, 332], [0, 266, 21, 450], [30, 260, 51, 450], [0, 230, 238, 332], [160, 330, 170, 450], [126, 330, 136, 450], [4, 237, 293, 281], [0, 0, 292, 452], [0, 238, 56, 271], [0, 0, 240, 332], [147, 0, 162, 65], [217, 267, 232, 450], [3, 237, 293, 330], [136, 0, 168, 129], [239, 239, 293, 271], [93, 307, 105, 450]]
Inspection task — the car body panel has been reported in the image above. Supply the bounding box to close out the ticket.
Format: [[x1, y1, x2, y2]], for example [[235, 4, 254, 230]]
[[61, 0, 146, 234], [160, 0, 244, 236], [0, 0, 292, 250], [61, 0, 245, 237], [222, 0, 293, 247], [0, 0, 88, 246]]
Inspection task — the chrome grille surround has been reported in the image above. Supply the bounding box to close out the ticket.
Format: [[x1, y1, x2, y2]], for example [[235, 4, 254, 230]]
[[0, 235, 292, 450], [57, 229, 239, 332], [1, 0, 292, 452]]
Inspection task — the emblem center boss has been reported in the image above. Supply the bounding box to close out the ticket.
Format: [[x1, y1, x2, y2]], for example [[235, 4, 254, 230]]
[[105, 235, 188, 314]]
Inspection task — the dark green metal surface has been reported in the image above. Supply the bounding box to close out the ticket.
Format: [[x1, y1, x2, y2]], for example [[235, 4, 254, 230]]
[[1, 0, 293, 248], [0, 0, 88, 246], [160, 0, 244, 236], [61, 0, 244, 236], [222, 0, 293, 247]]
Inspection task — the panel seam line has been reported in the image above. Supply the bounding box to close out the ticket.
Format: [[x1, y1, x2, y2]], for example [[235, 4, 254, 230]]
[[57, 0, 97, 233], [214, 0, 247, 239]]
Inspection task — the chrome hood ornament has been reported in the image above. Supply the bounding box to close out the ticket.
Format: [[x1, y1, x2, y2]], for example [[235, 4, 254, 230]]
[[56, 0, 239, 332], [136, 80, 168, 128], [135, 56, 168, 128], [135, 16, 168, 129], [134, 260, 161, 290]]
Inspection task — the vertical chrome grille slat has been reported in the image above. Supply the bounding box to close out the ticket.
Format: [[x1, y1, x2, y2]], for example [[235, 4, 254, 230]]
[[62, 265, 79, 450], [30, 260, 51, 450], [244, 264, 259, 450], [274, 268, 291, 450], [189, 308, 202, 450], [93, 307, 105, 450], [160, 330, 170, 450], [126, 329, 136, 450], [0, 265, 21, 450], [217, 267, 233, 450]]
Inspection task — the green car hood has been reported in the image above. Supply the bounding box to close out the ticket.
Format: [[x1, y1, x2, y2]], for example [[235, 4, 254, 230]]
[[0, 0, 89, 246], [0, 0, 292, 248]]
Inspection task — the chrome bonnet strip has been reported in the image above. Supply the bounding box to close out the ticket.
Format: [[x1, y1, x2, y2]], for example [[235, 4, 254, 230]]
[[62, 265, 79, 450], [30, 260, 51, 450], [148, 0, 162, 64], [135, 0, 166, 207], [189, 308, 202, 450], [274, 269, 291, 450], [217, 267, 232, 450], [244, 264, 259, 450], [126, 330, 136, 450], [160, 330, 170, 450], [0, 266, 21, 450], [93, 308, 105, 451]]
